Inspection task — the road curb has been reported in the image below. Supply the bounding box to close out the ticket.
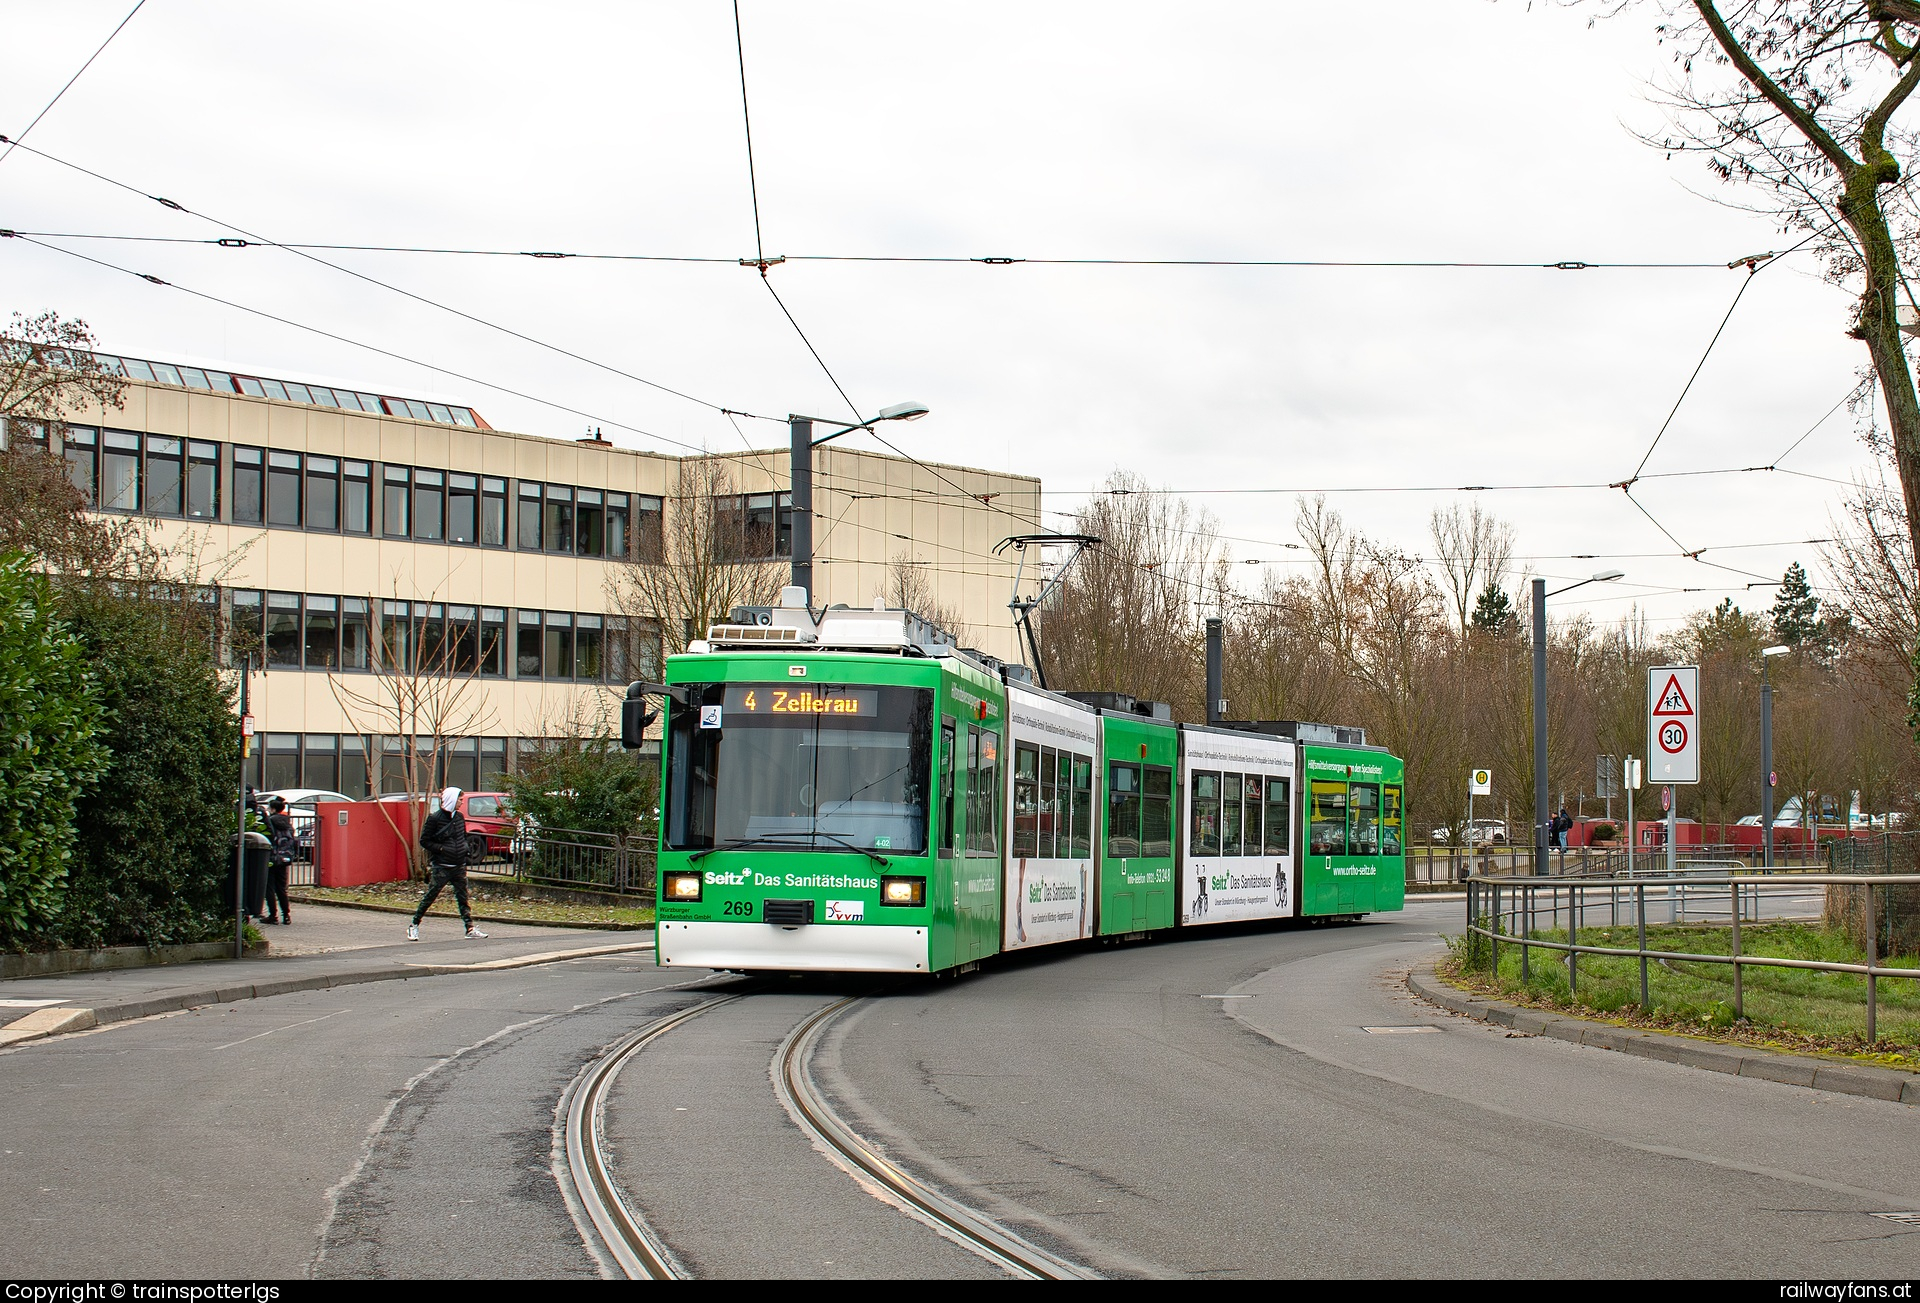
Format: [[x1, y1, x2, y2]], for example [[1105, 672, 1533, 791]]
[[0, 941, 655, 1050], [1406, 960, 1920, 1107], [284, 892, 654, 931]]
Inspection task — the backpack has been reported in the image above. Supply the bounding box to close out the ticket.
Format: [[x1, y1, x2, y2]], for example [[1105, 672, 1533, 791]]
[[270, 822, 297, 866]]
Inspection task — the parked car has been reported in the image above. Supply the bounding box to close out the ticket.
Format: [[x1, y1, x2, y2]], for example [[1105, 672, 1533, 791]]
[[255, 787, 354, 861], [457, 791, 518, 862], [1429, 818, 1508, 846]]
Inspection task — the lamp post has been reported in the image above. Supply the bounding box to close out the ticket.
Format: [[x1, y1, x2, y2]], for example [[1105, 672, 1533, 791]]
[[789, 401, 930, 600], [1532, 570, 1626, 874], [1760, 643, 1790, 868]]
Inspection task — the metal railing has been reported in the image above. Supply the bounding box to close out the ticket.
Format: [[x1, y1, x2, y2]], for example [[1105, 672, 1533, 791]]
[[502, 827, 656, 898], [1463, 872, 1920, 1041]]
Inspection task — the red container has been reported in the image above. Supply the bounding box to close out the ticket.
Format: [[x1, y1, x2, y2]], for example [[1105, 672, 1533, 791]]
[[314, 800, 421, 887]]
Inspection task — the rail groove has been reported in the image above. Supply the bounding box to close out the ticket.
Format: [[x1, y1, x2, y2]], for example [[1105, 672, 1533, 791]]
[[774, 996, 1102, 1280], [563, 994, 740, 1279]]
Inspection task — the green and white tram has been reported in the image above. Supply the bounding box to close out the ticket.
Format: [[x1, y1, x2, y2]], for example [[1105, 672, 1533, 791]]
[[646, 594, 1403, 975]]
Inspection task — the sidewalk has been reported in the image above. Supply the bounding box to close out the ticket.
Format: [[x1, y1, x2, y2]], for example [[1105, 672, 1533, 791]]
[[0, 905, 654, 1048]]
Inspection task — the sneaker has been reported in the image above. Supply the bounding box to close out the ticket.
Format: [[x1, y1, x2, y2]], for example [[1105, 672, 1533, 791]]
[[406, 922, 419, 941], [465, 926, 488, 939]]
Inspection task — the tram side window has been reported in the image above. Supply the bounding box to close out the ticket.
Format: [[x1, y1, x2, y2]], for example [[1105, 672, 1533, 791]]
[[1309, 781, 1348, 856], [1036, 745, 1057, 858], [1244, 776, 1264, 858], [1107, 762, 1141, 858], [967, 726, 998, 856], [1264, 778, 1291, 856], [1349, 782, 1381, 856], [1381, 784, 1403, 856], [1222, 773, 1244, 857], [1141, 764, 1173, 857], [939, 718, 957, 857], [1191, 770, 1221, 857], [1053, 750, 1071, 857], [1012, 742, 1040, 858], [1069, 754, 1093, 859]]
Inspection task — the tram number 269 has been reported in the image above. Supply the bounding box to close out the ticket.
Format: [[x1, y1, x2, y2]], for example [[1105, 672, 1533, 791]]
[[722, 900, 755, 917]]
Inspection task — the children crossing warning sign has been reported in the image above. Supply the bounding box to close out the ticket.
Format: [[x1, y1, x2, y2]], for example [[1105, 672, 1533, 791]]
[[1647, 664, 1699, 784]]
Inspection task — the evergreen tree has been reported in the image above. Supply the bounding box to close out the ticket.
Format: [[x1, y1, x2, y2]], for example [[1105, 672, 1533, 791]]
[[1470, 581, 1513, 637], [1770, 562, 1822, 648]]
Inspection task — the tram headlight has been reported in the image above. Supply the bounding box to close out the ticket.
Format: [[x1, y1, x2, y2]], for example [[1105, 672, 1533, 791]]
[[879, 875, 925, 907], [665, 872, 703, 902]]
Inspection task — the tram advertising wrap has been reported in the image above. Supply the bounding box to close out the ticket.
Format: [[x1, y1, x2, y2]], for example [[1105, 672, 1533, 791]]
[[1004, 685, 1100, 950], [1177, 725, 1295, 926]]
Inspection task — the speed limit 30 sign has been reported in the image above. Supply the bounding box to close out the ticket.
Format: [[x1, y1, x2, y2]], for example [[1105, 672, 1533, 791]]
[[1648, 664, 1699, 785]]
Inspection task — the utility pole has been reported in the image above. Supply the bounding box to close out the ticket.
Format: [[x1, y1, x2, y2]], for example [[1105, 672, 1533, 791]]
[[789, 415, 813, 597], [1532, 576, 1547, 876]]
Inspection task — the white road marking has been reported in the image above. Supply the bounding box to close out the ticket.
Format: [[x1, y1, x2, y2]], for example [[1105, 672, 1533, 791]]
[[1361, 1025, 1440, 1034], [216, 1009, 348, 1050], [0, 999, 68, 1008]]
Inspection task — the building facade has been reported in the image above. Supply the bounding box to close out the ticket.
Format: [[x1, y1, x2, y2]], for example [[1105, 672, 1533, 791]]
[[11, 354, 1041, 797]]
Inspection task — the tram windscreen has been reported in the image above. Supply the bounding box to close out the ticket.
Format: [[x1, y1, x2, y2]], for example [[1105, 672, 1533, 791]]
[[666, 682, 933, 854]]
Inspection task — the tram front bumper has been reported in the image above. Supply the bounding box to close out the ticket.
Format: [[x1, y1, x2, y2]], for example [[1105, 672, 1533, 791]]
[[657, 920, 930, 973]]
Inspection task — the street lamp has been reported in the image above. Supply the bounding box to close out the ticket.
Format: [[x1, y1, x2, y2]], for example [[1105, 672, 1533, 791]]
[[1761, 643, 1790, 868], [788, 403, 930, 600], [1532, 570, 1626, 874]]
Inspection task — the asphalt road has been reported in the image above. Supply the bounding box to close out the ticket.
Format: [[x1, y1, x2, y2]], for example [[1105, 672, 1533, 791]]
[[1, 899, 1915, 1278]]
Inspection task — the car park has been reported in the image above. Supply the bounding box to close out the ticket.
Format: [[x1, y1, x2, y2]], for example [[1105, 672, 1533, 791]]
[[1429, 818, 1508, 845]]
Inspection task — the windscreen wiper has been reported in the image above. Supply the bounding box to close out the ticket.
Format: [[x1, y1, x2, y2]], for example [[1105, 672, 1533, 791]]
[[685, 832, 891, 866]]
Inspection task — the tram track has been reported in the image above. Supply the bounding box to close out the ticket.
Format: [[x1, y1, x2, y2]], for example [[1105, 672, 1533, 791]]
[[562, 992, 743, 1279], [773, 995, 1102, 1280]]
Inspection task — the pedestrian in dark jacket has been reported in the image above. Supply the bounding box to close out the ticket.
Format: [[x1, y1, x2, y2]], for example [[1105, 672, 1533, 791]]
[[409, 787, 487, 940], [263, 796, 295, 925]]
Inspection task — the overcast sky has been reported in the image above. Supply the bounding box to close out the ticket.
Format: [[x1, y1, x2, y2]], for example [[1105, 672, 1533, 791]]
[[0, 1, 1878, 631]]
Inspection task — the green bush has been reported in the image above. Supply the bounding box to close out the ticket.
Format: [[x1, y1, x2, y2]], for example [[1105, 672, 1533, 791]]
[[504, 738, 658, 840], [46, 587, 239, 949], [0, 554, 107, 946]]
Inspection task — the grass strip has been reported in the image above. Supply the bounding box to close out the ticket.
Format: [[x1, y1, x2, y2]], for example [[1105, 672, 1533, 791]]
[[294, 881, 653, 929]]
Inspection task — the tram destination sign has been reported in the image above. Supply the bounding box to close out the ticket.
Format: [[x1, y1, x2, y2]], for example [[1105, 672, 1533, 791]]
[[1647, 664, 1699, 785]]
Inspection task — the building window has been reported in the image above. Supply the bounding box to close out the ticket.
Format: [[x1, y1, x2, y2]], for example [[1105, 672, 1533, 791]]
[[634, 495, 663, 563], [306, 456, 339, 531], [543, 484, 574, 553], [343, 461, 371, 533], [227, 589, 263, 667], [146, 436, 183, 516], [481, 477, 507, 547], [605, 493, 629, 560], [267, 452, 302, 527], [606, 616, 628, 682], [340, 598, 369, 671], [63, 426, 97, 504], [576, 489, 604, 556], [382, 600, 412, 671], [341, 736, 372, 799], [543, 611, 573, 679], [480, 608, 506, 676], [479, 737, 507, 789], [515, 609, 540, 677], [233, 447, 264, 524], [261, 379, 290, 403], [264, 733, 299, 791], [575, 613, 603, 680], [447, 604, 478, 673], [448, 473, 478, 544], [413, 469, 444, 542], [101, 430, 141, 512], [186, 441, 219, 519], [304, 734, 339, 792], [382, 465, 409, 537], [414, 603, 446, 671], [517, 481, 541, 550], [265, 592, 303, 667], [448, 737, 478, 793], [304, 595, 340, 669]]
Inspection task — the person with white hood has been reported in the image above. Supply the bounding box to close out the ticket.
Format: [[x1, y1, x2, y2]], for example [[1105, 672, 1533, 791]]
[[408, 787, 487, 940]]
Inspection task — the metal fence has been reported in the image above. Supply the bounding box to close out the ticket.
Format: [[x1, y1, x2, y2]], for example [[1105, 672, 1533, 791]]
[[1409, 838, 1833, 885], [493, 827, 656, 898], [1463, 872, 1920, 1040]]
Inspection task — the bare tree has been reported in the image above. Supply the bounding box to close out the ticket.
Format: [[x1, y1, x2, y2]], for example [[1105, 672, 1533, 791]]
[[887, 552, 974, 645], [608, 457, 786, 656], [1429, 503, 1515, 637], [1, 311, 125, 441], [1821, 445, 1917, 691], [1040, 470, 1229, 718], [329, 590, 498, 878], [1603, 1, 1920, 566]]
